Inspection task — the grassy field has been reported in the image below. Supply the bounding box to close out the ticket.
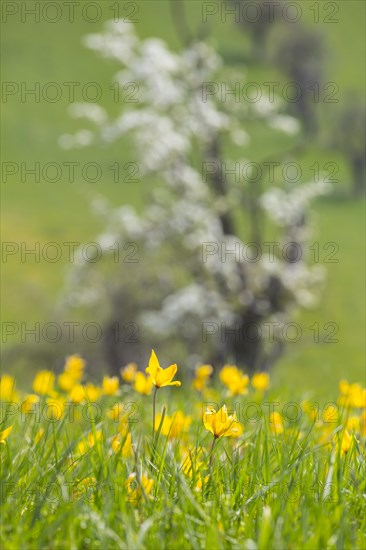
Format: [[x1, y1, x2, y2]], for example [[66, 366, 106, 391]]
[[1, 0, 365, 396], [0, 355, 365, 548]]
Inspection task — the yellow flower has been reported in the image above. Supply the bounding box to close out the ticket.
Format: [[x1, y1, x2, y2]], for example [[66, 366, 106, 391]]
[[337, 429, 353, 456], [133, 372, 153, 395], [125, 473, 154, 502], [112, 431, 133, 457], [145, 350, 181, 388], [203, 404, 243, 438], [107, 402, 125, 422], [269, 411, 284, 434], [64, 354, 85, 382], [252, 372, 270, 392], [46, 396, 65, 420], [220, 365, 239, 386], [0, 375, 19, 402], [220, 365, 248, 396], [34, 428, 45, 444], [192, 364, 213, 391], [302, 400, 318, 422], [120, 363, 138, 384], [182, 448, 204, 477], [76, 430, 103, 455], [0, 425, 13, 444], [102, 376, 119, 396], [83, 383, 101, 402], [58, 372, 77, 393], [347, 415, 360, 433], [33, 370, 55, 395], [338, 380, 366, 408], [21, 394, 40, 414], [155, 411, 192, 439], [69, 384, 85, 403], [88, 430, 103, 447]]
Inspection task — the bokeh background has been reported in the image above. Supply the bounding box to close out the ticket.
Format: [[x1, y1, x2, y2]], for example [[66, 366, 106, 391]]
[[2, 0, 365, 397]]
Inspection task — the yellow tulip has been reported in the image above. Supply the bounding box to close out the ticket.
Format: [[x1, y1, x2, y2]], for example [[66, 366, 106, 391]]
[[46, 396, 65, 420], [155, 411, 191, 439], [34, 428, 45, 444], [0, 425, 13, 445], [21, 394, 39, 413], [112, 431, 133, 457], [33, 370, 55, 395], [102, 376, 119, 396], [58, 372, 77, 392], [338, 429, 353, 456], [83, 383, 101, 402], [220, 365, 249, 396], [220, 365, 240, 386], [0, 375, 19, 402], [252, 372, 270, 392], [64, 354, 85, 381], [133, 372, 153, 395], [145, 350, 181, 388], [192, 365, 213, 391], [269, 411, 284, 434], [125, 473, 154, 502], [203, 404, 243, 438], [120, 363, 138, 384], [69, 384, 85, 403]]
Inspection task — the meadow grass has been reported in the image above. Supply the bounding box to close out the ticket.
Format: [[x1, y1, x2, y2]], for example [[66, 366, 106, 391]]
[[0, 357, 365, 549]]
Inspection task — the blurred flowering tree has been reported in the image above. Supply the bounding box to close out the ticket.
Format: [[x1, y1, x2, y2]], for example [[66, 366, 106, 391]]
[[60, 21, 329, 373]]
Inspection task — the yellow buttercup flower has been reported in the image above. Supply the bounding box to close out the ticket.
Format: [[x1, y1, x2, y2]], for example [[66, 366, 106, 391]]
[[145, 350, 181, 388], [203, 405, 243, 438], [155, 411, 192, 439], [0, 375, 19, 402], [134, 372, 153, 395], [120, 363, 138, 384], [252, 372, 270, 392], [33, 370, 55, 395], [102, 376, 119, 396], [0, 425, 13, 444]]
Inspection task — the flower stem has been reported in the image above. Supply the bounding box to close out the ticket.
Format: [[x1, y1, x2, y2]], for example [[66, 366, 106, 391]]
[[152, 386, 158, 440], [209, 436, 217, 469], [52, 421, 59, 467]]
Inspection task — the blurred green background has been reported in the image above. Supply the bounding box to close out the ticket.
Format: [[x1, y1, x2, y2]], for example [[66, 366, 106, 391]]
[[1, 0, 365, 396]]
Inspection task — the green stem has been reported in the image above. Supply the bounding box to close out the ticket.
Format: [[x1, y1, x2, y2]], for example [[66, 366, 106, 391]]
[[152, 386, 158, 441], [52, 421, 59, 467], [209, 436, 217, 469]]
